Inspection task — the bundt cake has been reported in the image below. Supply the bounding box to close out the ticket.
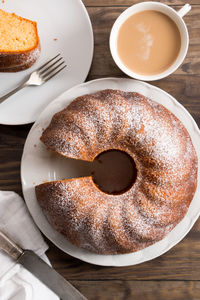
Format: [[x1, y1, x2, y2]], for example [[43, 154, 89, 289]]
[[0, 9, 40, 72], [35, 89, 197, 254]]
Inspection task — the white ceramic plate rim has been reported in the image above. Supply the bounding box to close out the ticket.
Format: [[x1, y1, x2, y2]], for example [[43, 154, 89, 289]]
[[0, 0, 93, 125], [21, 77, 200, 267]]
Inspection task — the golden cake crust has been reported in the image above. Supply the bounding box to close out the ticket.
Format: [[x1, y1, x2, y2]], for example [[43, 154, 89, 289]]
[[35, 89, 198, 254], [0, 45, 40, 72]]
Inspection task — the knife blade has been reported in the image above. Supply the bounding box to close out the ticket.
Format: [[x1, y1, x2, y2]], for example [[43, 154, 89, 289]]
[[0, 231, 87, 300]]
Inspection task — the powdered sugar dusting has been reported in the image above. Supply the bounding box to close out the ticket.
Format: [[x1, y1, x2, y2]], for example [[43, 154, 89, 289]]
[[36, 89, 198, 254]]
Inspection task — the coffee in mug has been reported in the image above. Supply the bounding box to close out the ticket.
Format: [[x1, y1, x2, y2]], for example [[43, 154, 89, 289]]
[[117, 10, 181, 75]]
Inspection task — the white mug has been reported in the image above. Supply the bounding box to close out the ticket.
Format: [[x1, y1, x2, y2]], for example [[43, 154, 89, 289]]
[[109, 2, 191, 81]]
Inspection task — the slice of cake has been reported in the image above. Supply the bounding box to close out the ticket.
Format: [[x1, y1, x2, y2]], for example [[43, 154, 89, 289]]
[[0, 9, 40, 72]]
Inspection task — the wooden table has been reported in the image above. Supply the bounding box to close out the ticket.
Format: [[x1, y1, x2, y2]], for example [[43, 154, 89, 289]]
[[1, 0, 200, 299]]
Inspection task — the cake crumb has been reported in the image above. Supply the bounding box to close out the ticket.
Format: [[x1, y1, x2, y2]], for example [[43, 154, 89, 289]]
[[33, 182, 36, 185], [34, 144, 37, 147], [54, 38, 58, 41]]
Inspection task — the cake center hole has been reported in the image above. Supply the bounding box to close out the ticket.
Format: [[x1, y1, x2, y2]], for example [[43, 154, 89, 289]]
[[92, 150, 137, 195]]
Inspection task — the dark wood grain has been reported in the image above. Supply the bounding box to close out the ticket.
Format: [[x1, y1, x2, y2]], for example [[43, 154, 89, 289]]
[[84, 0, 200, 7], [71, 281, 200, 300], [0, 1, 200, 299], [0, 124, 31, 194]]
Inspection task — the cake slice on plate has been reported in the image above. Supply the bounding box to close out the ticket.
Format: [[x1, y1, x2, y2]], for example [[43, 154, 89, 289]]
[[0, 9, 40, 72]]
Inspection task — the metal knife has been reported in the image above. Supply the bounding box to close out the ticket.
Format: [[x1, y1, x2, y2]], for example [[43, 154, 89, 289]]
[[0, 231, 87, 300]]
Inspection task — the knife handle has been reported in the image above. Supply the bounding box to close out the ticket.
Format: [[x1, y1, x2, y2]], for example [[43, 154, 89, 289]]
[[0, 230, 23, 260]]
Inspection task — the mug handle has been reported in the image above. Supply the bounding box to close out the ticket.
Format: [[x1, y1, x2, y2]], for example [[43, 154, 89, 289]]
[[177, 3, 191, 18]]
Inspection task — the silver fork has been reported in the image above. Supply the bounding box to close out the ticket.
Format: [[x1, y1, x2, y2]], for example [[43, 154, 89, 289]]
[[0, 54, 66, 104]]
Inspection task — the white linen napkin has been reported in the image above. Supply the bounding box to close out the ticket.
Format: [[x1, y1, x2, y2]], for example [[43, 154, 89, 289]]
[[0, 190, 59, 300]]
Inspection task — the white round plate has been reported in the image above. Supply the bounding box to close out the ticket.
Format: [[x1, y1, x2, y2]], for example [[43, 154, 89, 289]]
[[0, 0, 93, 125], [21, 78, 200, 267]]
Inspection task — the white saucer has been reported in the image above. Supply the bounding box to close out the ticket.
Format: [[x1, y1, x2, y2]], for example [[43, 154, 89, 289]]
[[0, 0, 93, 125], [21, 78, 200, 267]]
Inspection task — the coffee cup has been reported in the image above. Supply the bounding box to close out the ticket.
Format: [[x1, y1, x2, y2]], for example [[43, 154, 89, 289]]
[[110, 2, 191, 81]]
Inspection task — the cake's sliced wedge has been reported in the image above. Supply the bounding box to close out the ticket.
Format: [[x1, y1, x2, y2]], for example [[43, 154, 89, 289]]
[[0, 9, 40, 72]]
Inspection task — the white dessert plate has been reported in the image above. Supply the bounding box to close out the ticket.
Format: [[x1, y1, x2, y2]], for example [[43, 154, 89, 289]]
[[0, 0, 93, 125], [21, 78, 200, 267]]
